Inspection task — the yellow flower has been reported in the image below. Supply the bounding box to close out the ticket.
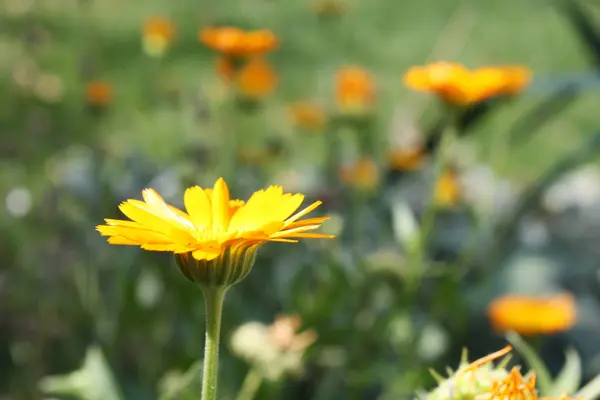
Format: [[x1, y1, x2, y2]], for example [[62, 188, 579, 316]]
[[487, 292, 576, 336], [199, 26, 278, 57], [339, 158, 380, 192], [288, 101, 327, 132], [85, 81, 112, 107], [236, 57, 277, 99], [434, 169, 461, 207], [142, 17, 175, 57], [403, 61, 531, 105], [97, 177, 333, 260], [335, 66, 375, 114]]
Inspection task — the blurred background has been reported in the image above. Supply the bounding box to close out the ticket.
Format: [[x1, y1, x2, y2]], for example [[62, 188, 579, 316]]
[[3, 0, 600, 398]]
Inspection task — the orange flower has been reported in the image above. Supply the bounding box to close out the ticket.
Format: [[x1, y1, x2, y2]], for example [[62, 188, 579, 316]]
[[339, 158, 380, 191], [236, 57, 277, 99], [335, 66, 375, 114], [199, 26, 278, 57], [85, 81, 111, 107], [434, 169, 461, 207], [288, 101, 327, 132], [487, 292, 576, 336], [387, 148, 426, 171], [485, 367, 537, 399], [142, 17, 175, 57], [403, 61, 531, 105]]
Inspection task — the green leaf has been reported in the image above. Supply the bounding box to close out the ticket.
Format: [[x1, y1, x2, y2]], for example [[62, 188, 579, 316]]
[[575, 372, 600, 400], [505, 331, 553, 395], [548, 347, 582, 397], [39, 345, 123, 400]]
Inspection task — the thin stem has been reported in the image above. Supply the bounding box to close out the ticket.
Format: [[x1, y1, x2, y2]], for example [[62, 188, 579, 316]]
[[201, 286, 228, 400], [235, 367, 264, 400]]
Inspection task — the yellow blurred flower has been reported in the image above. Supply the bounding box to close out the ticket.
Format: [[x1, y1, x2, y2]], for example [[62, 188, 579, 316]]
[[434, 169, 461, 207], [487, 292, 576, 336], [236, 57, 277, 99], [288, 101, 327, 132], [403, 61, 531, 105], [335, 66, 375, 114], [199, 26, 278, 57], [96, 178, 333, 262], [85, 81, 112, 107], [339, 158, 380, 191], [142, 17, 175, 57], [387, 148, 426, 172]]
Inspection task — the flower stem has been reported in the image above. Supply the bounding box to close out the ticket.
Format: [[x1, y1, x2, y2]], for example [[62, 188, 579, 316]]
[[201, 286, 228, 400], [235, 367, 263, 400]]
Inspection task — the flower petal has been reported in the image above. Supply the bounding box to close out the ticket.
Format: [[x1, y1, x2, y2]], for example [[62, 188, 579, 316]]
[[212, 177, 231, 232], [184, 186, 212, 229]]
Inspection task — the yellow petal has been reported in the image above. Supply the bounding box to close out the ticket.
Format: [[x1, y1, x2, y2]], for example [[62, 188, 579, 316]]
[[142, 188, 194, 229], [212, 177, 231, 232], [192, 249, 220, 261], [119, 200, 195, 243], [284, 201, 322, 225], [106, 235, 140, 245], [184, 186, 212, 229], [97, 225, 175, 244]]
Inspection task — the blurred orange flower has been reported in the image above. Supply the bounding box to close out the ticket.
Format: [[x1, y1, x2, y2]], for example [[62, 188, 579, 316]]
[[235, 57, 277, 99], [387, 148, 426, 171], [85, 81, 111, 107], [403, 62, 531, 105], [142, 17, 175, 57], [336, 66, 375, 114], [339, 158, 380, 191], [434, 169, 461, 207], [487, 292, 576, 336], [288, 101, 327, 132], [485, 367, 537, 399], [199, 26, 278, 57]]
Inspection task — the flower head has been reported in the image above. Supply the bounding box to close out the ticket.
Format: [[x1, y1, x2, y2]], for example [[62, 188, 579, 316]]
[[387, 147, 426, 171], [97, 178, 334, 287], [483, 367, 537, 399], [288, 101, 328, 132], [434, 169, 461, 207], [335, 66, 375, 114], [142, 17, 175, 57], [85, 81, 111, 107], [487, 292, 576, 336], [235, 57, 277, 99], [339, 158, 380, 192], [199, 26, 278, 57], [403, 62, 531, 105]]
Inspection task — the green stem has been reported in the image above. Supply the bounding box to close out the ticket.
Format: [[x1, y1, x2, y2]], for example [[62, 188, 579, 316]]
[[201, 286, 228, 400], [413, 119, 458, 272], [235, 367, 264, 400]]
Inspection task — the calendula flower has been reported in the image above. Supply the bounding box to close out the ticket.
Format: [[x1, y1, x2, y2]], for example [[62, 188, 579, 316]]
[[96, 178, 333, 287], [142, 17, 175, 57], [425, 345, 512, 400], [288, 101, 328, 132], [236, 57, 277, 99], [339, 158, 380, 192], [487, 292, 576, 336], [434, 169, 461, 207], [335, 66, 375, 114], [482, 367, 537, 399], [403, 62, 531, 105], [199, 26, 278, 57], [387, 148, 426, 171], [85, 81, 111, 107]]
